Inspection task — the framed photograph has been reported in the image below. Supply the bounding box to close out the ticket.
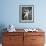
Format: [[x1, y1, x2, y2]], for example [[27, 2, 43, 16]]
[[19, 5, 34, 23]]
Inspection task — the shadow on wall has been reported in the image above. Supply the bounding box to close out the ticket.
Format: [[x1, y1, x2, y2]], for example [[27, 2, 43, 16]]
[[0, 24, 7, 43]]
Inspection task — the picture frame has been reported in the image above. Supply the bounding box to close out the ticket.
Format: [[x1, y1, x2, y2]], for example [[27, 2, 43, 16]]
[[19, 5, 34, 23]]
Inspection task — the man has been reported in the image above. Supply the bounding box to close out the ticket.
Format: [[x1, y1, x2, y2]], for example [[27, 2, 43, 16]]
[[23, 9, 29, 20]]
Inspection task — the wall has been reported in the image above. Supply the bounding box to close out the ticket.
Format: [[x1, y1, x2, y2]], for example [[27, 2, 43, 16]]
[[0, 0, 46, 29]]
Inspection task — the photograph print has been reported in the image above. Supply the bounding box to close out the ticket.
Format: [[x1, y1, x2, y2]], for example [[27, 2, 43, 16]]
[[19, 5, 34, 23]]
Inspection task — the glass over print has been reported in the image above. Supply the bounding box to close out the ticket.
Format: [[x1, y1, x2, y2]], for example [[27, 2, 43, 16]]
[[19, 5, 34, 23]]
